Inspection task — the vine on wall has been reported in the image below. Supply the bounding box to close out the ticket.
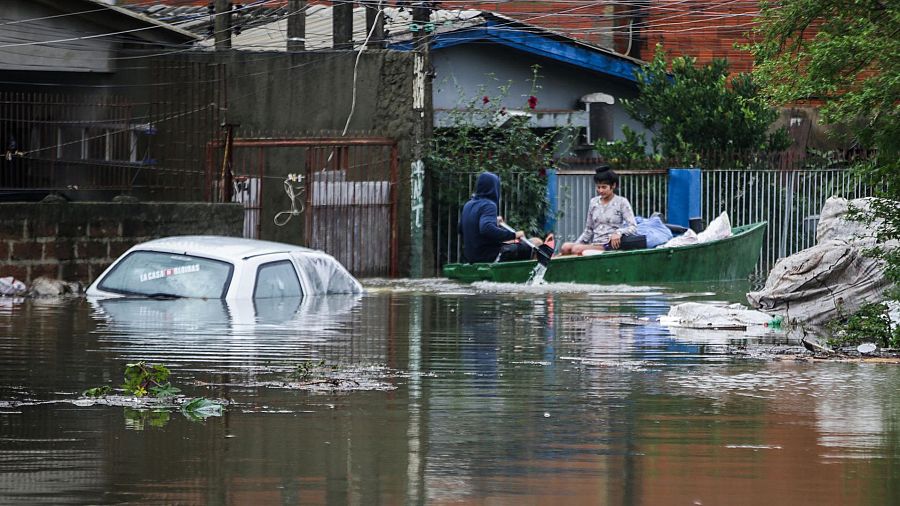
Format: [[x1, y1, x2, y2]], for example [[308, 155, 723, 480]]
[[428, 66, 570, 236]]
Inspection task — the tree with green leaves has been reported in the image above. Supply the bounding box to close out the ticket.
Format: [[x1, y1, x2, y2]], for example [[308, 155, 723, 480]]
[[428, 67, 565, 236], [612, 45, 788, 166], [750, 0, 899, 287]]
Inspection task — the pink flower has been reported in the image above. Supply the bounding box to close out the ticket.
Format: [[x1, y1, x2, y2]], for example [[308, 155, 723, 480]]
[[482, 95, 490, 105], [527, 95, 538, 109]]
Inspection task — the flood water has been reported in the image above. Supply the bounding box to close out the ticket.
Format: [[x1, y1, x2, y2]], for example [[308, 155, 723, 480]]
[[1, 279, 899, 505]]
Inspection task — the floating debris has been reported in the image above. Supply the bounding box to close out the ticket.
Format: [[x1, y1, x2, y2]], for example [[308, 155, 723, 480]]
[[857, 342, 878, 354], [561, 356, 651, 371]]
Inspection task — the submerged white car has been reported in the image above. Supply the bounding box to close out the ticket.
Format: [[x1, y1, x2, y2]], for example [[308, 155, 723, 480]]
[[86, 236, 363, 299]]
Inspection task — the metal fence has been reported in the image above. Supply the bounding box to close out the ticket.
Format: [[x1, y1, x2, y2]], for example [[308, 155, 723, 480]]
[[0, 61, 224, 199], [435, 168, 875, 277], [0, 92, 142, 193], [434, 171, 544, 266]]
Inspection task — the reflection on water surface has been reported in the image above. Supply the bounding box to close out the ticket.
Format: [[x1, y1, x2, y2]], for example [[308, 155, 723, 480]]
[[0, 279, 898, 505]]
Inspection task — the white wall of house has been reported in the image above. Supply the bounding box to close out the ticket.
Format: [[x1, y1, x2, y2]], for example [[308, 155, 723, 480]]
[[430, 44, 652, 147]]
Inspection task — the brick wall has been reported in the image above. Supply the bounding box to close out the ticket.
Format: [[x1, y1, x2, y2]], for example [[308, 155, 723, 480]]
[[638, 0, 759, 73], [0, 202, 244, 285]]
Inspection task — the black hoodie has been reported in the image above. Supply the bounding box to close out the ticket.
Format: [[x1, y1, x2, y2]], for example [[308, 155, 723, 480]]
[[459, 172, 516, 263]]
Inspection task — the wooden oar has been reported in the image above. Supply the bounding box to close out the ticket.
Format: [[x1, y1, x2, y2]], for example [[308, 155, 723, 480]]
[[499, 222, 554, 267]]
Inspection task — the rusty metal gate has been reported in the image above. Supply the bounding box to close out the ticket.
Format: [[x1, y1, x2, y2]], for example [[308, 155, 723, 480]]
[[207, 137, 399, 278]]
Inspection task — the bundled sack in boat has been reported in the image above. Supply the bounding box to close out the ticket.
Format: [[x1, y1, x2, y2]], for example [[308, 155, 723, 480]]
[[697, 212, 733, 243], [635, 215, 674, 248], [658, 211, 732, 248], [747, 197, 899, 325], [660, 228, 699, 248]]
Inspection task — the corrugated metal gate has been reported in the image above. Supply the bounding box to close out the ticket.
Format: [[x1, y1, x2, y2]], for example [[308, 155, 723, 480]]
[[207, 137, 399, 278]]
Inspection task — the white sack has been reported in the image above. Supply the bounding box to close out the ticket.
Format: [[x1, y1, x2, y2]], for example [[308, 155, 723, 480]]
[[660, 302, 773, 329], [697, 211, 733, 243], [659, 211, 732, 248], [660, 228, 698, 248]]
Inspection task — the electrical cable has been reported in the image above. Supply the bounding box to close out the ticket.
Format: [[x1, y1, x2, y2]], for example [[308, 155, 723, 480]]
[[2, 0, 769, 197], [272, 1, 385, 227]]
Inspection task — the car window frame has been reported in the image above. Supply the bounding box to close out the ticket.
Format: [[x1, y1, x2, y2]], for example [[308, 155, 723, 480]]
[[96, 249, 235, 299], [253, 259, 304, 299]]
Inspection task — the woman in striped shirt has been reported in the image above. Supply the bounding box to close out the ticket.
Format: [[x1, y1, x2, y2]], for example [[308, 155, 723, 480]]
[[560, 166, 637, 255]]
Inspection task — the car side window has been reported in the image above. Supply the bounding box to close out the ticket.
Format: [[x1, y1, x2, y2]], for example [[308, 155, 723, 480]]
[[254, 260, 303, 299]]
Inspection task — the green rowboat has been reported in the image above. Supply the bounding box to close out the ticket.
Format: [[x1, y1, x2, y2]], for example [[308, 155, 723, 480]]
[[443, 221, 767, 284]]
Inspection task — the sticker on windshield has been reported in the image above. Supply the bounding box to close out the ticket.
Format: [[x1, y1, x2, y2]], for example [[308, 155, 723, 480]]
[[140, 264, 200, 282]]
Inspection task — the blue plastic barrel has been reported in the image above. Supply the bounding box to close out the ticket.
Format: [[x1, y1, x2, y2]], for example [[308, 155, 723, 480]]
[[544, 168, 558, 233], [667, 168, 701, 228]]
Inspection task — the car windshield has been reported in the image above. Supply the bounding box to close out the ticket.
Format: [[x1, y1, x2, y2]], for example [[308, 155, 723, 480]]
[[97, 251, 234, 298]]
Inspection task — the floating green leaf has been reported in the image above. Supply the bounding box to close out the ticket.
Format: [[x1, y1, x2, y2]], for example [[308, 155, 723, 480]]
[[181, 397, 225, 421]]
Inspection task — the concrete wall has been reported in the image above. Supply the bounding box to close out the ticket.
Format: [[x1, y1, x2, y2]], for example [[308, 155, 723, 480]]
[[1, 46, 425, 276], [168, 50, 421, 274], [0, 202, 244, 285]]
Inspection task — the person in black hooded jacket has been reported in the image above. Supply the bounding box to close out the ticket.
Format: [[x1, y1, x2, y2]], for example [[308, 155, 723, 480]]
[[459, 172, 543, 263]]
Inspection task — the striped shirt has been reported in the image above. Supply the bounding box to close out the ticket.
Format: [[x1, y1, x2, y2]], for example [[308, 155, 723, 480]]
[[576, 194, 638, 245]]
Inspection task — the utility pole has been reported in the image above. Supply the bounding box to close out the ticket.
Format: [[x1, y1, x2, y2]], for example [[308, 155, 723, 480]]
[[365, 1, 385, 49], [287, 0, 306, 51], [409, 2, 431, 277], [214, 0, 232, 50], [333, 0, 354, 50]]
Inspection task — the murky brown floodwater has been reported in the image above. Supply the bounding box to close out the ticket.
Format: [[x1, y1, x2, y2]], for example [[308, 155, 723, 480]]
[[1, 279, 898, 505]]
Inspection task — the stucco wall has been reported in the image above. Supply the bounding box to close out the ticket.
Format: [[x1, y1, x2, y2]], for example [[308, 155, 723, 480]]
[[0, 202, 244, 285], [204, 50, 420, 274], [430, 44, 650, 144]]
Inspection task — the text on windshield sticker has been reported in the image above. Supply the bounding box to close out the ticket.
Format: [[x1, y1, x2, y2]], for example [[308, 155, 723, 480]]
[[140, 264, 200, 282]]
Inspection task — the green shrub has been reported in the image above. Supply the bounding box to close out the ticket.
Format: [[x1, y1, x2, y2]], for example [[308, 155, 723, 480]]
[[428, 65, 569, 236], [826, 303, 900, 349]]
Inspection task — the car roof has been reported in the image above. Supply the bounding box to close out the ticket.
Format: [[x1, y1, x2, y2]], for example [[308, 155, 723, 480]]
[[133, 236, 318, 262]]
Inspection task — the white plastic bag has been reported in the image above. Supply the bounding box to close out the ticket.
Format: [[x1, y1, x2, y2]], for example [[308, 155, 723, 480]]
[[0, 276, 27, 296], [660, 302, 773, 329], [660, 228, 698, 248], [696, 211, 732, 243]]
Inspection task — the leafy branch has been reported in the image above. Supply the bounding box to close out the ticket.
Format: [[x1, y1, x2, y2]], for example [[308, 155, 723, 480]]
[[428, 65, 571, 236]]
